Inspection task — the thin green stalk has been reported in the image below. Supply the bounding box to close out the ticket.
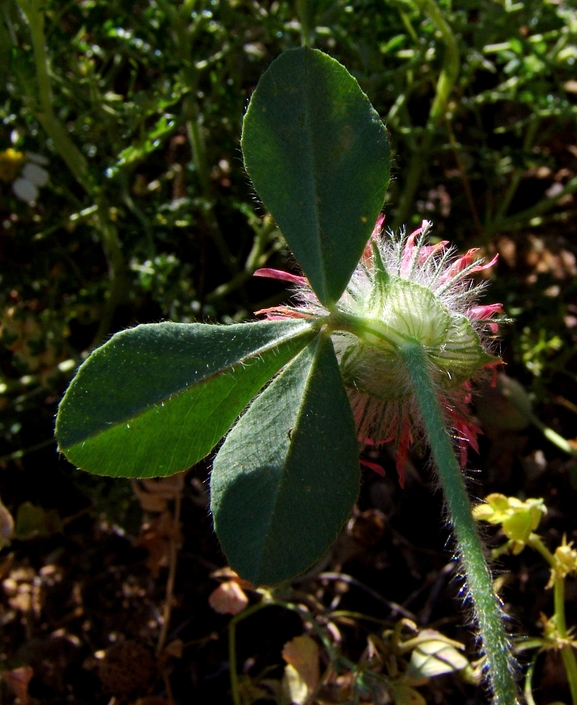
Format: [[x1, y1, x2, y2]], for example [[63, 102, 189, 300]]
[[412, 0, 460, 128], [393, 0, 460, 229], [502, 393, 577, 459], [205, 216, 277, 303], [400, 342, 519, 705], [17, 0, 127, 343], [526, 535, 577, 703], [184, 102, 210, 195], [523, 651, 539, 705], [18, 0, 92, 193], [488, 173, 577, 234], [0, 437, 55, 464], [296, 0, 315, 46], [554, 577, 577, 705], [185, 109, 238, 275], [92, 203, 127, 347], [527, 534, 555, 567], [543, 572, 577, 705]]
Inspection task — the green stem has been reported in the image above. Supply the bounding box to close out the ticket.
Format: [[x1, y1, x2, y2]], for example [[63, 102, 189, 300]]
[[0, 437, 55, 464], [413, 0, 460, 128], [554, 577, 568, 635], [17, 0, 127, 342], [393, 0, 460, 229], [185, 108, 238, 275], [19, 0, 93, 193], [296, 0, 315, 46], [502, 392, 577, 459], [527, 534, 555, 568], [92, 202, 127, 346], [327, 309, 411, 350], [400, 342, 518, 705], [205, 216, 276, 303], [554, 578, 577, 705], [526, 534, 577, 703], [487, 173, 577, 234], [523, 651, 539, 705]]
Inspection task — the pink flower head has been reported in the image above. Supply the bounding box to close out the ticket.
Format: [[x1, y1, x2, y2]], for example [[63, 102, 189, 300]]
[[255, 219, 502, 486]]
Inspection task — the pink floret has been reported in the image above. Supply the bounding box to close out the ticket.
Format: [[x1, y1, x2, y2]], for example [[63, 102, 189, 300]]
[[254, 268, 307, 285]]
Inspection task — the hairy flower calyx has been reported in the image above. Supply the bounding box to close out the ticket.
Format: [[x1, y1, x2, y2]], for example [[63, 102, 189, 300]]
[[255, 218, 503, 484]]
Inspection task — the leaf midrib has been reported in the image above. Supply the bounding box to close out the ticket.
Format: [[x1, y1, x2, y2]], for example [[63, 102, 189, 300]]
[[62, 324, 314, 447], [303, 50, 327, 303]]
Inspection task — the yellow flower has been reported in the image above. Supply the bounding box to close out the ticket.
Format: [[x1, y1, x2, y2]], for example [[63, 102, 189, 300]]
[[473, 493, 546, 554]]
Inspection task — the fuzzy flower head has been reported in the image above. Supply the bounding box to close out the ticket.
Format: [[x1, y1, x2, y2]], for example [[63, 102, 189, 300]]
[[256, 218, 503, 485]]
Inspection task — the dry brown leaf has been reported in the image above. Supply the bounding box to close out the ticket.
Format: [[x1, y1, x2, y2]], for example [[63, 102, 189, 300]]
[[142, 473, 185, 497], [282, 635, 320, 693], [208, 580, 249, 615], [132, 482, 168, 512], [132, 474, 185, 513]]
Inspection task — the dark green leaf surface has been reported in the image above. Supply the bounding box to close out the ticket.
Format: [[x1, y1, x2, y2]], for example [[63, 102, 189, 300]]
[[56, 320, 316, 478], [242, 47, 390, 306], [211, 334, 360, 585]]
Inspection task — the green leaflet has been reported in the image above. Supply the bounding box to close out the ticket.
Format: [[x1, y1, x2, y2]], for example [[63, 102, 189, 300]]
[[211, 334, 360, 585], [242, 47, 390, 306], [56, 320, 316, 478]]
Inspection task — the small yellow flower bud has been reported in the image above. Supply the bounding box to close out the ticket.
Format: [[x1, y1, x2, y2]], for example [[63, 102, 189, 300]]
[[547, 537, 577, 587]]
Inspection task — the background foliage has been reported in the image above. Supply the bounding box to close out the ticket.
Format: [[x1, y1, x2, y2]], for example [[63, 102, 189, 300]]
[[0, 0, 576, 703]]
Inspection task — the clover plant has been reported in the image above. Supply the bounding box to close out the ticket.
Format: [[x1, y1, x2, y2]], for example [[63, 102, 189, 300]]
[[56, 47, 518, 704]]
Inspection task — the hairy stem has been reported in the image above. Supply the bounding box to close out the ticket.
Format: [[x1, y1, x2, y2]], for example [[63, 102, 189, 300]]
[[400, 342, 518, 705]]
